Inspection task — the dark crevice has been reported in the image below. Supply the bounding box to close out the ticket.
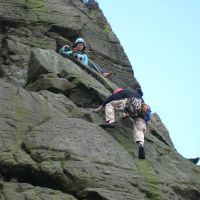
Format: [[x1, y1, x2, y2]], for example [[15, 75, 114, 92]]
[[49, 25, 81, 40], [44, 87, 69, 95], [0, 22, 6, 77], [68, 84, 102, 108], [80, 191, 108, 200], [0, 164, 81, 199], [0, 20, 26, 31], [150, 130, 171, 147], [0, 165, 60, 190], [0, 22, 5, 34], [145, 138, 154, 144], [172, 186, 200, 200], [5, 121, 16, 129], [1, 42, 10, 67]]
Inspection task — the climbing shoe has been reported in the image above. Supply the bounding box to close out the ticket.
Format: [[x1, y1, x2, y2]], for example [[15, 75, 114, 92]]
[[100, 122, 116, 129], [138, 143, 145, 159]]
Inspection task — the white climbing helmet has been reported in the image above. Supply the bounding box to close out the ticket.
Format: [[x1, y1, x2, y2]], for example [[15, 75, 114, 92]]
[[75, 38, 85, 45]]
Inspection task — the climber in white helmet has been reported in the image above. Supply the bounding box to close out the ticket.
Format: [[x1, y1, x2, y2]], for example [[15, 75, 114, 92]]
[[59, 38, 88, 65], [59, 37, 112, 78]]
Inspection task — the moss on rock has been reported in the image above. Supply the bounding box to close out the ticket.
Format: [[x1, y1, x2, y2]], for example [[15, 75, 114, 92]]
[[135, 160, 161, 200]]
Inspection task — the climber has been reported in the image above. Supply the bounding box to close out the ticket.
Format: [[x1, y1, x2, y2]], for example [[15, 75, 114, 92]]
[[94, 87, 151, 159], [59, 37, 112, 78]]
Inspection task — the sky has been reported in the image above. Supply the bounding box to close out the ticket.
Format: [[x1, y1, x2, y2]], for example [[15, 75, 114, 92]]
[[97, 0, 200, 164]]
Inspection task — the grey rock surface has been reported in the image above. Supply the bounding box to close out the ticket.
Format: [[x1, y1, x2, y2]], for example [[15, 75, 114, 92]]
[[0, 1, 200, 200], [0, 182, 77, 200], [0, 0, 136, 88]]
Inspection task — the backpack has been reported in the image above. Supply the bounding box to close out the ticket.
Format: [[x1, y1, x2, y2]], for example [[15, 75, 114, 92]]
[[125, 97, 151, 123], [141, 103, 151, 123]]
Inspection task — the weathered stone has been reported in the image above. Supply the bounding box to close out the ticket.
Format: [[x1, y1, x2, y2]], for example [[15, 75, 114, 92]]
[[0, 0, 136, 88], [23, 117, 133, 167], [7, 28, 57, 50], [4, 39, 31, 60], [38, 90, 84, 118], [0, 1, 200, 200], [26, 73, 73, 93], [0, 0, 89, 29], [0, 81, 62, 152], [1, 26, 56, 86], [82, 23, 130, 66], [27, 48, 111, 105], [2, 64, 27, 86], [1, 182, 77, 200], [1, 37, 31, 85], [149, 113, 174, 147]]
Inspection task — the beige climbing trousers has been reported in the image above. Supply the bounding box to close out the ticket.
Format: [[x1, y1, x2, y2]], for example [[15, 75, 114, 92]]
[[105, 99, 146, 145]]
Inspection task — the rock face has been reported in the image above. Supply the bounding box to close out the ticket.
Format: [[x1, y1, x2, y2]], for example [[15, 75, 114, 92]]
[[0, 1, 199, 200]]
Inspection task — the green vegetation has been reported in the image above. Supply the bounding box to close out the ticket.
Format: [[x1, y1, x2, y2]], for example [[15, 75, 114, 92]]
[[135, 160, 161, 200], [25, 0, 45, 10], [24, 0, 48, 22], [112, 133, 133, 154], [102, 24, 110, 34]]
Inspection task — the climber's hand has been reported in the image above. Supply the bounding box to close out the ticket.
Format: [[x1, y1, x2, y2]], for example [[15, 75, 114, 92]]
[[94, 105, 103, 113]]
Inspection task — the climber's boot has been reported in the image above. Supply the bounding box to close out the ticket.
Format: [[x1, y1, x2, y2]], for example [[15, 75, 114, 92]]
[[100, 121, 116, 129], [137, 142, 145, 159]]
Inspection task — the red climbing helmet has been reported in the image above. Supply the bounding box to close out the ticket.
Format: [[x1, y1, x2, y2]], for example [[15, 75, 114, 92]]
[[113, 88, 123, 94]]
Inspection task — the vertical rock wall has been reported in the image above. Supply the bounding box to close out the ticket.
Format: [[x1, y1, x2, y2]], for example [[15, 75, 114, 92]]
[[0, 1, 199, 200]]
